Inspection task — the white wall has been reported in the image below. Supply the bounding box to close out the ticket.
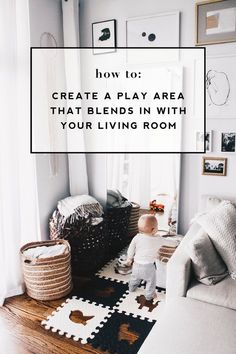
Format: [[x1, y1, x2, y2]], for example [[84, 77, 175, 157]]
[[80, 0, 236, 233], [29, 0, 70, 239], [87, 154, 107, 207]]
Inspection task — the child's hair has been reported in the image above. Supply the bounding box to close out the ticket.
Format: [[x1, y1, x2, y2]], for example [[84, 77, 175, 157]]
[[138, 214, 158, 234]]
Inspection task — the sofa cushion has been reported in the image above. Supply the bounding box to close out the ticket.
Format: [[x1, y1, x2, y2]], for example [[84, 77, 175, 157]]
[[138, 297, 236, 354], [187, 276, 236, 310], [197, 200, 236, 279], [185, 227, 228, 285], [166, 222, 201, 300]]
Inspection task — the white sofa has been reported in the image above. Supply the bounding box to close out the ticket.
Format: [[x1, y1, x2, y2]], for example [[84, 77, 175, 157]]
[[138, 296, 236, 354], [166, 222, 236, 309], [139, 202, 236, 354]]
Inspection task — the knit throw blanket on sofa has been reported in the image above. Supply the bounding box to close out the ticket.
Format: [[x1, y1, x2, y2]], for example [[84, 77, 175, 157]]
[[197, 200, 236, 279]]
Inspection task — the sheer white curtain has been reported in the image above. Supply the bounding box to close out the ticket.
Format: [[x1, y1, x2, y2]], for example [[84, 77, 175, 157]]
[[0, 0, 40, 305], [62, 0, 89, 196]]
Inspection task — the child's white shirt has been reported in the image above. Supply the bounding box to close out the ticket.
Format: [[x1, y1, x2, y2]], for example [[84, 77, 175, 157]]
[[127, 233, 162, 264]]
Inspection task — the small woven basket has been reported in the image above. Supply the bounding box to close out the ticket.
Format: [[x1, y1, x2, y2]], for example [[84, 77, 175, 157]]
[[20, 239, 73, 301], [158, 245, 177, 263], [128, 202, 140, 237]]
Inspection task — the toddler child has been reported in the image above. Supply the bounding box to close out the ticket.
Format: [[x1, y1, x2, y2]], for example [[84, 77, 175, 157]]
[[126, 214, 160, 301]]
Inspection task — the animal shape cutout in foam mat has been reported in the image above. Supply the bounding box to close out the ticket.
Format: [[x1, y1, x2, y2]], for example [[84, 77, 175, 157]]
[[41, 297, 112, 344]]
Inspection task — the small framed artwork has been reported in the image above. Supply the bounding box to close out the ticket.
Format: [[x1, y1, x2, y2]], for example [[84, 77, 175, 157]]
[[126, 12, 180, 63], [202, 157, 227, 176], [92, 19, 117, 54], [196, 0, 236, 45], [221, 132, 236, 152], [205, 131, 213, 152], [196, 131, 213, 152], [126, 12, 180, 47]]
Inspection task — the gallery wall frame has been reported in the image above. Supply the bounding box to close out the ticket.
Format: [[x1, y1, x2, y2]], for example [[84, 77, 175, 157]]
[[206, 54, 236, 119], [196, 0, 236, 46], [92, 19, 117, 54], [221, 132, 236, 152], [126, 11, 180, 64], [196, 131, 213, 152], [126, 11, 180, 47], [202, 156, 227, 176]]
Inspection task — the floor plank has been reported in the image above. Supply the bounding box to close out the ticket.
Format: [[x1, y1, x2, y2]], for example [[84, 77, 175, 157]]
[[1, 293, 109, 354]]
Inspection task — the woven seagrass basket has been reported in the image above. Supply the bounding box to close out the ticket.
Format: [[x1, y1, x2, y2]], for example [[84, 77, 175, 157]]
[[20, 239, 73, 301], [128, 202, 140, 237], [158, 245, 178, 263]]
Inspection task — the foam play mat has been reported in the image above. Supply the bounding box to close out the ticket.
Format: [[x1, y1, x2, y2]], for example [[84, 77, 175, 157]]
[[42, 255, 166, 353]]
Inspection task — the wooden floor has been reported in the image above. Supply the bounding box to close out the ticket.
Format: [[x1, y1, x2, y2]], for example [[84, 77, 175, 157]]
[[1, 292, 110, 354]]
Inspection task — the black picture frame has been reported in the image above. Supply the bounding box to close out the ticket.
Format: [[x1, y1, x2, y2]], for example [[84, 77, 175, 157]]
[[221, 132, 236, 152], [92, 19, 117, 54]]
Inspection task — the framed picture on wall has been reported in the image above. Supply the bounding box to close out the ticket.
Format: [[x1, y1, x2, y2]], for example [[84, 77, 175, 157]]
[[92, 19, 117, 54], [126, 12, 180, 63], [196, 131, 213, 152], [126, 11, 180, 47], [205, 131, 213, 152], [207, 55, 236, 119], [196, 0, 236, 45], [202, 157, 227, 176], [221, 132, 236, 152]]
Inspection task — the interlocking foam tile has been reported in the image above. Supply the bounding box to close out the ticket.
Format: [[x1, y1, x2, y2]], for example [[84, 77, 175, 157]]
[[96, 247, 131, 284], [72, 276, 129, 308], [88, 310, 155, 354], [113, 287, 166, 321], [96, 257, 131, 284], [41, 297, 112, 344]]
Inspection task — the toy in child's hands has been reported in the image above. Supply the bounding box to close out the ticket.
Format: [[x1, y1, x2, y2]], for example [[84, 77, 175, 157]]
[[114, 254, 132, 275], [149, 200, 165, 213]]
